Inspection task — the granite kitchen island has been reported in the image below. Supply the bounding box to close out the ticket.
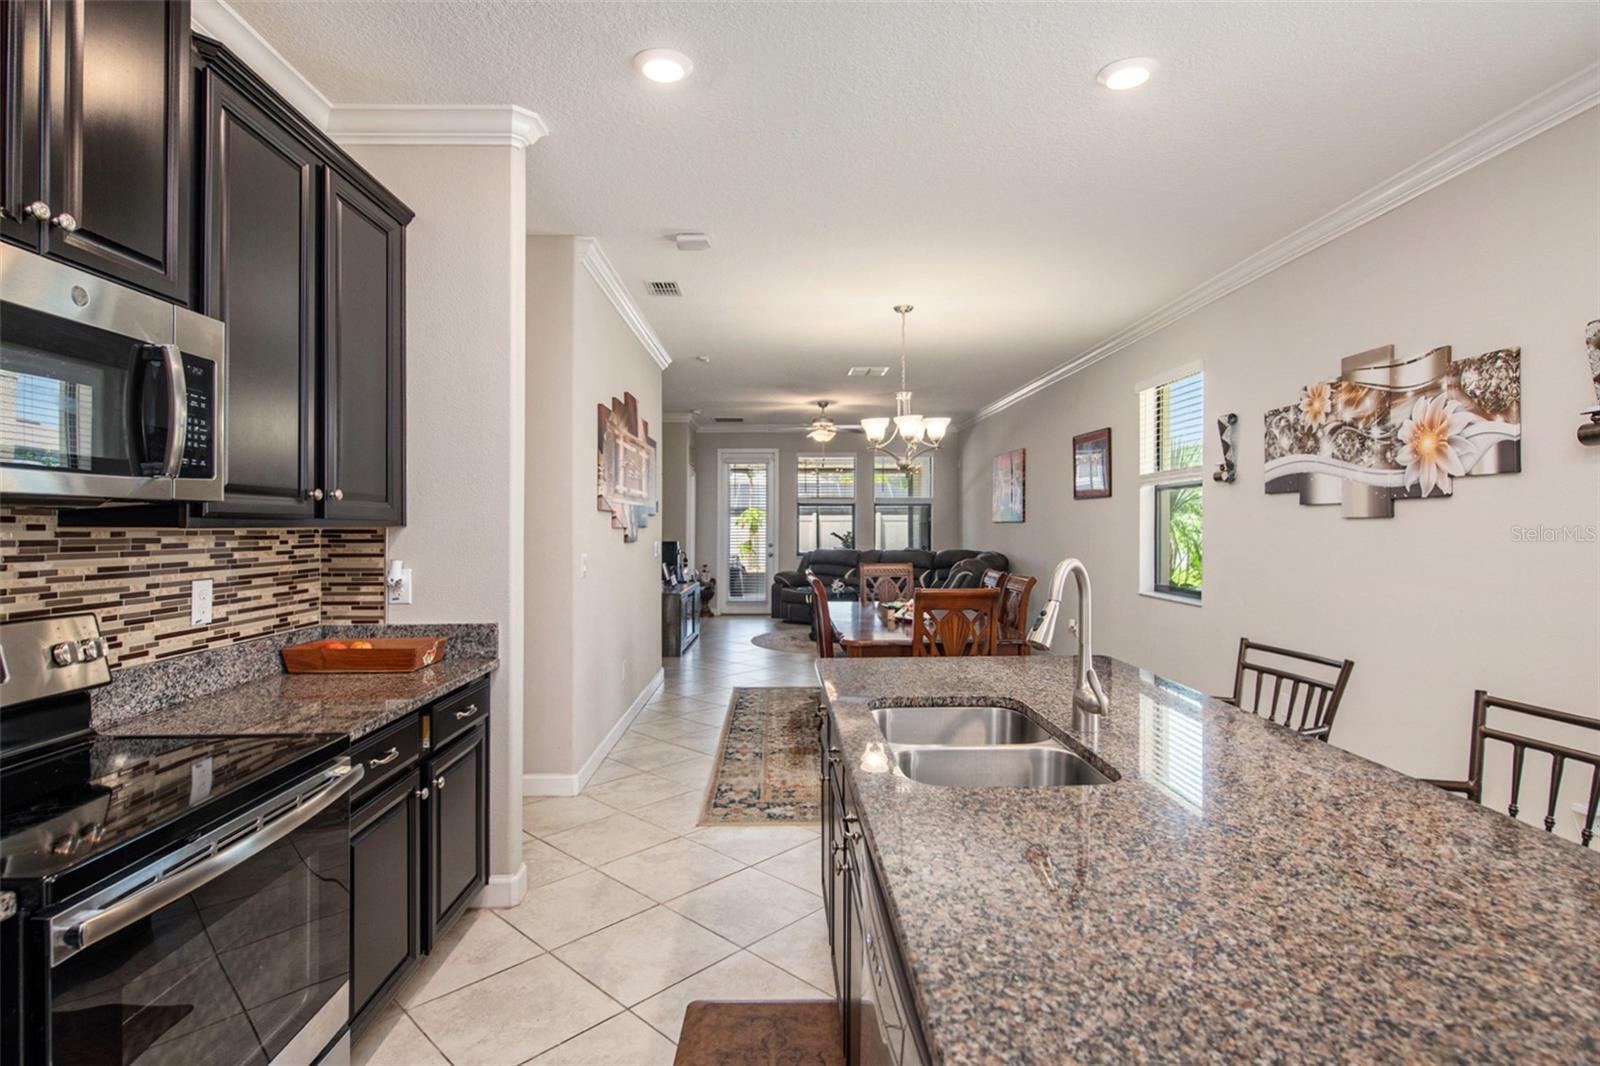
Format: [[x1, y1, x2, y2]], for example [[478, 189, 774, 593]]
[[817, 655, 1599, 1065]]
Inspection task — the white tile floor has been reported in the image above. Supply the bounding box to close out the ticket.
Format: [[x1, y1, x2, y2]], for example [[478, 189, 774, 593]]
[[353, 613, 829, 1066]]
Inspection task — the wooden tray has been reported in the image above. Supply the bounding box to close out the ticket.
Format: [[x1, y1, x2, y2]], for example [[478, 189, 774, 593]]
[[282, 636, 447, 674]]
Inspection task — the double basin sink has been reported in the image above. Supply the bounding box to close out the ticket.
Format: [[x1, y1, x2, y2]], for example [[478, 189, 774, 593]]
[[870, 704, 1112, 788]]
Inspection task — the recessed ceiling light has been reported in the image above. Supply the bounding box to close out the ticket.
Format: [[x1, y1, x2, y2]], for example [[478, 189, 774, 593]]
[[634, 49, 693, 84], [1096, 57, 1157, 91]]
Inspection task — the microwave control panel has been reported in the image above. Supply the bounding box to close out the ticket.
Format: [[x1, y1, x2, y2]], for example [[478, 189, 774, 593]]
[[180, 354, 216, 479]]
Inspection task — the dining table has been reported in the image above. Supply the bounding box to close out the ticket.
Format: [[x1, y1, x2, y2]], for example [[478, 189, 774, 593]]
[[831, 599, 1032, 657]]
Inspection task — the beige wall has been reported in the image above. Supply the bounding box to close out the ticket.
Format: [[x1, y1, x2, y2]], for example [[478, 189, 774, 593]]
[[660, 420, 696, 565], [524, 237, 664, 780], [957, 113, 1600, 833], [690, 429, 971, 606], [351, 143, 527, 895]]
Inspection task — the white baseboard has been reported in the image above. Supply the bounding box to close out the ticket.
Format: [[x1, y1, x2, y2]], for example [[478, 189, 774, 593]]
[[521, 668, 665, 797], [472, 862, 527, 908]]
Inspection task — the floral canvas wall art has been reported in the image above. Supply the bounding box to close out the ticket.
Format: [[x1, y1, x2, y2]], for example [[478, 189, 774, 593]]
[[1264, 344, 1521, 519], [992, 448, 1026, 522], [597, 391, 658, 542]]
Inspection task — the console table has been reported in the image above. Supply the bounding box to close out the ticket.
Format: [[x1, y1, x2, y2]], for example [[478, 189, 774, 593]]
[[662, 583, 701, 656]]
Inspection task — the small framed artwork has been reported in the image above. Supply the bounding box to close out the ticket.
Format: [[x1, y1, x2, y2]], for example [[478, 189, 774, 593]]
[[992, 448, 1025, 522], [1073, 428, 1112, 499]]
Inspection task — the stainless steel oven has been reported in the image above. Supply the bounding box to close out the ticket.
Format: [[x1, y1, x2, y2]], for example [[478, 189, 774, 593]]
[[0, 246, 225, 503]]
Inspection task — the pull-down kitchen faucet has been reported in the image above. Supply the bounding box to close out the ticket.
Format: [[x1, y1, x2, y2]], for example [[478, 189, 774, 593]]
[[1026, 558, 1110, 717]]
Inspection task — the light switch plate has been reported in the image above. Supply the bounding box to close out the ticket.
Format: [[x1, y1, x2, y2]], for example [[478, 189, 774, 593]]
[[580, 553, 589, 578], [191, 579, 214, 625]]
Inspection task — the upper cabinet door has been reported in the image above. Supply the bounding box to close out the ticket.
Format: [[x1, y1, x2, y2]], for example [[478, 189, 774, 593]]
[[196, 71, 318, 520], [43, 0, 191, 301], [322, 171, 405, 525], [0, 0, 44, 248]]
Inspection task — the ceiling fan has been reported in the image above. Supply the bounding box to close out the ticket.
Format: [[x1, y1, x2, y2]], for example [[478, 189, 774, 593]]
[[807, 401, 838, 442]]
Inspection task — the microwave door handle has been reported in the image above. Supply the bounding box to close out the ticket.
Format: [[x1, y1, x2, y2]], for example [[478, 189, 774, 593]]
[[47, 761, 364, 966], [157, 343, 187, 478]]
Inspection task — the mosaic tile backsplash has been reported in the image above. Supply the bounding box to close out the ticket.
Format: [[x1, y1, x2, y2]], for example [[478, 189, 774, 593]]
[[0, 506, 387, 669]]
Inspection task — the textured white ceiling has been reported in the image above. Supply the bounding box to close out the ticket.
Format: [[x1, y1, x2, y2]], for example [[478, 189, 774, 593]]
[[232, 1, 1598, 425]]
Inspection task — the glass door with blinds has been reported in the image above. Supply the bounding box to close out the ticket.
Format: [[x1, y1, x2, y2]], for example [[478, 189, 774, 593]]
[[718, 449, 778, 610]]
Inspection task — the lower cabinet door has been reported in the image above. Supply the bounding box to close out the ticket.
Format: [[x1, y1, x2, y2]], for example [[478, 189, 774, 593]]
[[425, 722, 489, 949], [350, 771, 423, 1034]]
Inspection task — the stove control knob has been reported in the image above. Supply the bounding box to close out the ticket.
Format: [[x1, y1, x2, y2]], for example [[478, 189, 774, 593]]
[[77, 638, 104, 661], [51, 641, 80, 666]]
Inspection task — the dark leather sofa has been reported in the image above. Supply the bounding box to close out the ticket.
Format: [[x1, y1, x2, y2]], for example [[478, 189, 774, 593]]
[[770, 548, 1010, 622]]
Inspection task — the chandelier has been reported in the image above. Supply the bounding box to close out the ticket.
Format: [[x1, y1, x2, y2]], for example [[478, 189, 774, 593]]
[[806, 401, 838, 443], [860, 304, 950, 468]]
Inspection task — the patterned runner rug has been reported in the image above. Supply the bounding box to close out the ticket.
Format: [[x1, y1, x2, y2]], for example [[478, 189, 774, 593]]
[[698, 687, 822, 825]]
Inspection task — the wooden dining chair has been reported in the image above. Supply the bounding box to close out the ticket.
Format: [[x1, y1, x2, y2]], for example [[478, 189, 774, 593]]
[[981, 568, 1005, 588], [1220, 637, 1354, 741], [858, 562, 914, 606], [808, 575, 838, 659], [1427, 690, 1599, 847], [997, 573, 1036, 634], [911, 588, 1002, 657]]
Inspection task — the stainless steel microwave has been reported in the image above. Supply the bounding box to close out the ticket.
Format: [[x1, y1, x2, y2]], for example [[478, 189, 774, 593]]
[[0, 245, 225, 504]]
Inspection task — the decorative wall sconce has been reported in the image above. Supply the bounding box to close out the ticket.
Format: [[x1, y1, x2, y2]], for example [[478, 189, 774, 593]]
[[1580, 319, 1599, 447], [1213, 414, 1238, 483]]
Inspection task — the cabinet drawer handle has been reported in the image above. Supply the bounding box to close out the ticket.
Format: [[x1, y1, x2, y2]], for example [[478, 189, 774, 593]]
[[416, 786, 429, 800], [50, 211, 77, 232], [435, 775, 446, 791], [454, 704, 479, 720], [367, 747, 400, 767]]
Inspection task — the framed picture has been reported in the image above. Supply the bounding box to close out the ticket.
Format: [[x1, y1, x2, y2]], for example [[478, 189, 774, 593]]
[[1073, 428, 1112, 499], [992, 448, 1025, 522]]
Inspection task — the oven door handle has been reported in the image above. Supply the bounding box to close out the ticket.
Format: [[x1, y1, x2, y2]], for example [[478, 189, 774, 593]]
[[48, 760, 363, 967], [156, 343, 188, 478]]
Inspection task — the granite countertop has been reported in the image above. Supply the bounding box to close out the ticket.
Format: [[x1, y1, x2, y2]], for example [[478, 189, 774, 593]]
[[103, 656, 497, 741], [818, 655, 1600, 1065]]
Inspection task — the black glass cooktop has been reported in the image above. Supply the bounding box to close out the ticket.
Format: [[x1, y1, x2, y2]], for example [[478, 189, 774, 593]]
[[0, 731, 344, 902]]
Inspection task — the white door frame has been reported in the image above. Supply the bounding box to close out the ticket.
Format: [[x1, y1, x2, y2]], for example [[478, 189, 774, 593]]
[[716, 448, 780, 614]]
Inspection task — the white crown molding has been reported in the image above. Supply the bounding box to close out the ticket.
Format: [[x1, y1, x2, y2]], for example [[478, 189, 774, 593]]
[[662, 412, 700, 426], [576, 237, 673, 370], [971, 63, 1600, 426], [327, 105, 549, 149], [191, 0, 332, 128], [696, 422, 868, 435]]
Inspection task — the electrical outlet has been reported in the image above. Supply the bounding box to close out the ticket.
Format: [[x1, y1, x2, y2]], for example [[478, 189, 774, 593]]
[[653, 541, 660, 559], [387, 568, 413, 605], [191, 579, 213, 625], [189, 756, 213, 805], [580, 553, 589, 578]]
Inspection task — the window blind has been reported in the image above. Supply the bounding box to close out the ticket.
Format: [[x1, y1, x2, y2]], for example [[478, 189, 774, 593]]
[[797, 455, 855, 498], [1138, 370, 1205, 480], [726, 462, 769, 588], [873, 454, 933, 499]]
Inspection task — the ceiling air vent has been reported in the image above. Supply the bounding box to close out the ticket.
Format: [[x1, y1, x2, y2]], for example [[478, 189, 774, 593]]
[[847, 366, 890, 377], [713, 416, 744, 423], [647, 281, 682, 297]]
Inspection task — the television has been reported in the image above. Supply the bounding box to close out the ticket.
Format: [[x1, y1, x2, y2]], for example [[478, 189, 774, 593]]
[[662, 541, 685, 584]]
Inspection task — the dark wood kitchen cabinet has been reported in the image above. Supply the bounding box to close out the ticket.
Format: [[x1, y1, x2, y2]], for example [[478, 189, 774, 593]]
[[322, 171, 406, 525], [61, 31, 411, 529], [348, 680, 489, 1039], [1, 0, 192, 300]]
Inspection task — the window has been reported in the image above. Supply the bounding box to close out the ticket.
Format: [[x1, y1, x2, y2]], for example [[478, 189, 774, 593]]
[[1138, 368, 1204, 600], [873, 454, 933, 551], [797, 455, 855, 554]]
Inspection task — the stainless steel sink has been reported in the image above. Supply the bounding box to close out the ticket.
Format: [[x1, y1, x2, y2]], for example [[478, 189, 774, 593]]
[[892, 745, 1112, 788], [871, 705, 1052, 746]]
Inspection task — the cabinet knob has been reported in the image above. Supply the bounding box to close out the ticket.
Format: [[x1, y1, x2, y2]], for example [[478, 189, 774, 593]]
[[434, 775, 446, 791], [310, 488, 324, 501], [416, 786, 430, 800], [23, 200, 50, 220], [50, 212, 77, 232], [331, 488, 344, 501]]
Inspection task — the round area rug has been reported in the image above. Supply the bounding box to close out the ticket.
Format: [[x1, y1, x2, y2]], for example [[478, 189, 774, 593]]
[[750, 627, 816, 655]]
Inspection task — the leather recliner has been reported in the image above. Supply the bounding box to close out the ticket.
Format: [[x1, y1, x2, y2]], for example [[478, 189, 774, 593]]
[[770, 548, 1010, 621]]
